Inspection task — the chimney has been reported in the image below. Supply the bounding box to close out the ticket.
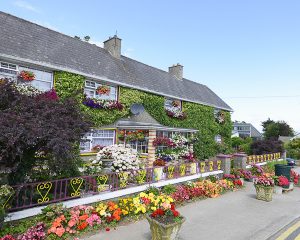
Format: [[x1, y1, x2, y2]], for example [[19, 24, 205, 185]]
[[103, 35, 122, 59], [168, 63, 183, 80]]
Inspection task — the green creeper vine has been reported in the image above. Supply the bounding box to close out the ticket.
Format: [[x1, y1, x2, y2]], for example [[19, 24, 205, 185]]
[[54, 71, 232, 159]]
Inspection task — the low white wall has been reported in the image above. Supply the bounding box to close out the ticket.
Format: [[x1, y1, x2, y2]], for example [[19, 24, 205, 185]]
[[6, 170, 223, 222]]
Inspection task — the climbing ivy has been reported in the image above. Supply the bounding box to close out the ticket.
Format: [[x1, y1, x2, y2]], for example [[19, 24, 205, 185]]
[[54, 71, 232, 159]]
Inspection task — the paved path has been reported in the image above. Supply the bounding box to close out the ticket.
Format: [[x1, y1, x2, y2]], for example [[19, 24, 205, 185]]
[[84, 168, 300, 240]]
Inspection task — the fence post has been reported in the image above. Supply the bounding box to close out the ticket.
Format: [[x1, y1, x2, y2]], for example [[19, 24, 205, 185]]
[[233, 153, 247, 170], [283, 151, 287, 160], [216, 154, 231, 174]]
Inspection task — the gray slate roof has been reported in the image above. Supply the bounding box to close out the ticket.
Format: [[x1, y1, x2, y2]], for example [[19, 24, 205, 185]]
[[0, 11, 232, 111]]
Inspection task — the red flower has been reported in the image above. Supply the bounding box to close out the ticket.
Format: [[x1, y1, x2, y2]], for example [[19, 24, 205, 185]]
[[106, 228, 110, 232], [171, 210, 180, 217], [77, 221, 88, 230]]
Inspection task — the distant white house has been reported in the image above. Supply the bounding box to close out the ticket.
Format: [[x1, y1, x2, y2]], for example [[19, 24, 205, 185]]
[[232, 121, 262, 140], [279, 133, 300, 144]]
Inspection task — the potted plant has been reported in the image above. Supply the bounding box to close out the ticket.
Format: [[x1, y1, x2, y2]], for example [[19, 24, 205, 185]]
[[291, 170, 300, 187], [96, 144, 140, 173], [146, 203, 185, 240], [96, 85, 111, 95], [253, 174, 274, 202], [18, 70, 35, 81], [153, 160, 166, 181]]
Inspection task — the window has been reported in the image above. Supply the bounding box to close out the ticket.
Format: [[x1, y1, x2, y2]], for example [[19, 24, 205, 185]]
[[18, 66, 53, 91], [80, 129, 115, 152], [0, 61, 18, 80], [84, 80, 117, 100], [215, 135, 222, 144], [128, 140, 148, 154], [164, 98, 181, 110]]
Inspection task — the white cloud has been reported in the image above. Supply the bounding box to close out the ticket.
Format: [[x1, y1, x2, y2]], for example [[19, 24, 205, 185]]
[[13, 0, 40, 13], [123, 48, 134, 57]]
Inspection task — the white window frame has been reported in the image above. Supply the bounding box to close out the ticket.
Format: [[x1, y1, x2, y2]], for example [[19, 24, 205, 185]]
[[84, 80, 118, 101], [80, 129, 116, 153], [18, 66, 53, 91], [0, 61, 18, 79]]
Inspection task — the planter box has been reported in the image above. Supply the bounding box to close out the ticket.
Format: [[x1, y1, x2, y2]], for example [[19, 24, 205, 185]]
[[146, 215, 185, 240], [255, 185, 274, 202]]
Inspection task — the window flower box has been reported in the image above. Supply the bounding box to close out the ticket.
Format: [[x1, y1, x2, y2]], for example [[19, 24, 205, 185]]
[[96, 85, 111, 95], [82, 97, 123, 110], [18, 70, 35, 81]]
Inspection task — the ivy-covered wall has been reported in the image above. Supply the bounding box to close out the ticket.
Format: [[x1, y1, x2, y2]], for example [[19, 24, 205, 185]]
[[54, 71, 232, 159]]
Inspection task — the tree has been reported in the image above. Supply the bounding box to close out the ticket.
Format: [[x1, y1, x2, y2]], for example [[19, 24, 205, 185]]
[[262, 119, 294, 140], [250, 139, 284, 155], [285, 138, 300, 159], [0, 80, 91, 184], [74, 35, 81, 40]]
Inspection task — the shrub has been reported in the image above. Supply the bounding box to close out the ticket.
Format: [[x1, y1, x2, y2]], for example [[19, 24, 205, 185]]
[[162, 184, 177, 195], [250, 139, 283, 155], [145, 186, 160, 196]]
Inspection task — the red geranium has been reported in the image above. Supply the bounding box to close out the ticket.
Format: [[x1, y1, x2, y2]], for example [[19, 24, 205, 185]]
[[19, 70, 35, 81], [77, 221, 88, 230]]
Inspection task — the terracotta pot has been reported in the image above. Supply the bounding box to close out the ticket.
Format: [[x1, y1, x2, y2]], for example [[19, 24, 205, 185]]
[[146, 215, 185, 240]]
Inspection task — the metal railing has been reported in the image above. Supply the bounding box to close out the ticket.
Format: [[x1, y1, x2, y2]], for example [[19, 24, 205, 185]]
[[5, 160, 222, 211]]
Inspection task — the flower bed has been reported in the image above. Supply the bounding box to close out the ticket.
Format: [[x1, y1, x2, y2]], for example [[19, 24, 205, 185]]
[[0, 177, 243, 239]]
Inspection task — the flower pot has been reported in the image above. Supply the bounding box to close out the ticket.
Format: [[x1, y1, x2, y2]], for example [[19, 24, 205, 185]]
[[282, 183, 290, 189], [153, 167, 164, 181], [146, 215, 185, 240], [273, 185, 282, 195], [255, 185, 274, 202]]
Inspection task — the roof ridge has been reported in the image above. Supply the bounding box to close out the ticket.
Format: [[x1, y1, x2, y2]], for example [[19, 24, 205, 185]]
[[122, 55, 208, 87], [0, 11, 109, 53]]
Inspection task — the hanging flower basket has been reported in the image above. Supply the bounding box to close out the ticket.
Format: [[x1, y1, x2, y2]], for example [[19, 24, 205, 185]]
[[216, 111, 225, 124], [96, 85, 111, 95], [82, 97, 123, 111], [165, 107, 187, 120], [18, 70, 35, 81], [172, 100, 181, 108]]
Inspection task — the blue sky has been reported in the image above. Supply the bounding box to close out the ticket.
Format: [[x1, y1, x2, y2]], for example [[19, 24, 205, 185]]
[[1, 0, 300, 132]]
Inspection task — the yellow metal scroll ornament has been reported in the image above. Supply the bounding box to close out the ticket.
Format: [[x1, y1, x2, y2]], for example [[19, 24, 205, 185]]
[[118, 172, 129, 188], [263, 155, 267, 162], [247, 156, 252, 164], [70, 178, 83, 197], [1, 193, 14, 209], [37, 182, 52, 204], [200, 162, 206, 173], [209, 161, 214, 171], [97, 175, 108, 192], [179, 164, 186, 176], [167, 166, 175, 179], [136, 170, 147, 184], [217, 160, 222, 170]]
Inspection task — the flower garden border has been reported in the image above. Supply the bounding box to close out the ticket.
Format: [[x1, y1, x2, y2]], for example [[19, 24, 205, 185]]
[[6, 170, 222, 222]]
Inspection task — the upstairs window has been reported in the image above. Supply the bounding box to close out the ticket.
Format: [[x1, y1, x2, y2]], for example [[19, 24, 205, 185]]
[[18, 66, 53, 91], [164, 98, 181, 110], [84, 80, 117, 101], [0, 61, 18, 80]]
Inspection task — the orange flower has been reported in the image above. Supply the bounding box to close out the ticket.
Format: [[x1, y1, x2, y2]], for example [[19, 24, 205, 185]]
[[79, 214, 89, 221], [77, 221, 88, 230]]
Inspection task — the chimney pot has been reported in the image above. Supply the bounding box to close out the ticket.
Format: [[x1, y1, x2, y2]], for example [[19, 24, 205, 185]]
[[169, 63, 183, 80], [103, 35, 122, 59]]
